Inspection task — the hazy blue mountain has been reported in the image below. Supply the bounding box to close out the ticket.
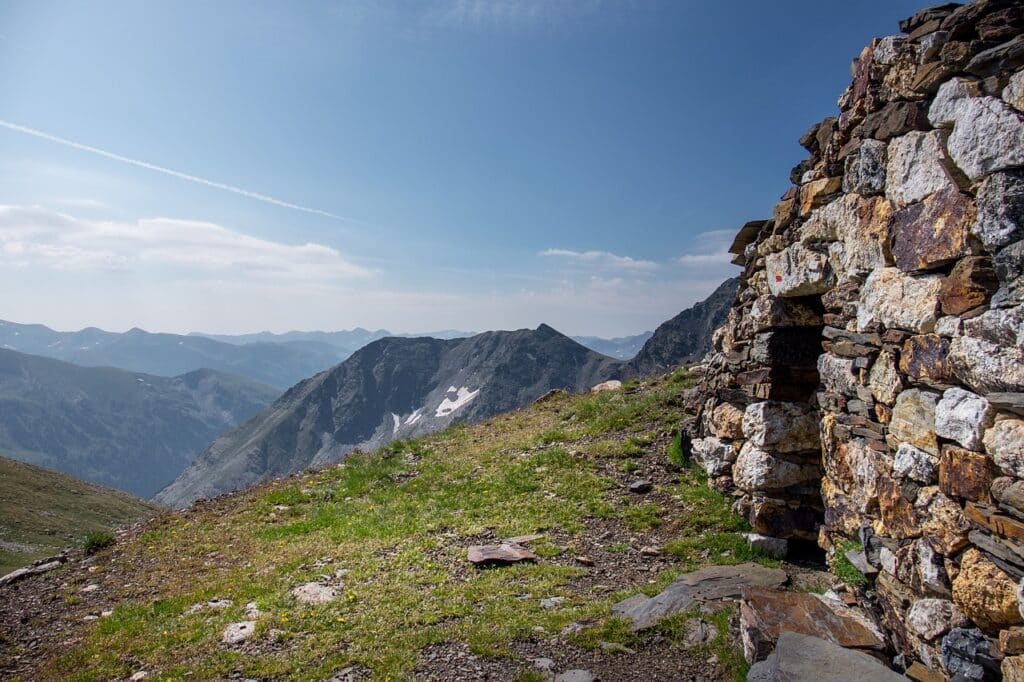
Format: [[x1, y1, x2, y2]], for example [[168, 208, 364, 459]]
[[571, 332, 653, 360], [0, 348, 279, 498]]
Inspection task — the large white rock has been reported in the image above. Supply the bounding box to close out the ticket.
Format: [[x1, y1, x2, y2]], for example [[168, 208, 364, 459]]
[[935, 388, 995, 451], [929, 85, 1024, 182], [691, 437, 737, 477], [732, 441, 820, 492], [948, 305, 1024, 394], [885, 131, 958, 208], [742, 401, 821, 453], [893, 442, 939, 484], [765, 244, 832, 297], [986, 418, 1024, 478], [803, 194, 891, 279], [819, 353, 859, 397], [856, 267, 942, 333]]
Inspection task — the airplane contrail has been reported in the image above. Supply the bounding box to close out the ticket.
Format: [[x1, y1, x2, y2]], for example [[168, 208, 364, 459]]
[[0, 118, 348, 221]]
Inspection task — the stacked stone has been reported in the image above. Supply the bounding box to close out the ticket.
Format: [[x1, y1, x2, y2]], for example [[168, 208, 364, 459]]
[[689, 1, 1024, 678]]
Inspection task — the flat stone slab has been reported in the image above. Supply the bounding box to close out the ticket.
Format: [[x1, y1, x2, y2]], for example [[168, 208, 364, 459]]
[[291, 582, 339, 605], [740, 587, 886, 663], [467, 543, 537, 566], [747, 631, 906, 681], [612, 563, 788, 631]]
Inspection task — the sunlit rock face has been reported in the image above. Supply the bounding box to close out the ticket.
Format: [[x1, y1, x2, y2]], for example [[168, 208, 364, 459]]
[[684, 0, 1024, 675]]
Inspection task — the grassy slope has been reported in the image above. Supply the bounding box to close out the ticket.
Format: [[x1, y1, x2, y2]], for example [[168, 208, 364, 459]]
[[29, 370, 776, 681], [0, 455, 159, 573]]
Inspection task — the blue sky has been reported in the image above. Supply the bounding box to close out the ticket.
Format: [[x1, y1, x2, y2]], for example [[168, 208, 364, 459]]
[[0, 0, 933, 336]]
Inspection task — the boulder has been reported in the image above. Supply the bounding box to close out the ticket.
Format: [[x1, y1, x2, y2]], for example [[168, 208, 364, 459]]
[[974, 171, 1024, 252], [894, 442, 940, 484], [889, 188, 974, 272], [939, 256, 1000, 315], [739, 587, 886, 663], [986, 418, 1024, 478], [733, 441, 820, 492], [885, 131, 958, 208], [908, 598, 969, 641], [611, 563, 787, 631], [890, 389, 941, 455], [746, 631, 905, 682], [953, 548, 1023, 632], [741, 401, 820, 453], [856, 268, 943, 334], [765, 244, 833, 297], [935, 388, 996, 451]]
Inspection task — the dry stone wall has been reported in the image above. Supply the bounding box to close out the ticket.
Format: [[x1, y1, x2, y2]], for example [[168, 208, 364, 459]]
[[688, 1, 1024, 678]]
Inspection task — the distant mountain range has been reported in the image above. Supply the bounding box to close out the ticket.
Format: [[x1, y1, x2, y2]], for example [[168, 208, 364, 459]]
[[157, 279, 738, 507], [0, 320, 655, 390], [0, 349, 279, 498]]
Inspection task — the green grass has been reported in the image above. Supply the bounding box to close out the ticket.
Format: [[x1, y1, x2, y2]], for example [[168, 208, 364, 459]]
[[39, 368, 759, 681], [0, 455, 158, 573], [832, 539, 868, 588], [667, 432, 686, 468], [83, 530, 116, 555]]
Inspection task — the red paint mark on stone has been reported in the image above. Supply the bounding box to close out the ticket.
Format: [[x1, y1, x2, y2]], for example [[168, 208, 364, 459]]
[[775, 274, 783, 282]]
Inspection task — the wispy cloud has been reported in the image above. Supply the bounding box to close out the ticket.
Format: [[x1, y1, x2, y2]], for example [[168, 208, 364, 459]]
[[424, 0, 603, 31], [0, 205, 371, 280], [540, 248, 659, 271], [676, 229, 735, 266], [0, 119, 350, 222]]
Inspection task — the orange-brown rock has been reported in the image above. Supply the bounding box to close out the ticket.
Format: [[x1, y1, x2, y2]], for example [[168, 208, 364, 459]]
[[965, 503, 1024, 544], [939, 447, 994, 502], [708, 402, 745, 439], [878, 476, 921, 540], [952, 548, 1023, 632], [799, 176, 843, 216], [889, 187, 974, 272], [939, 256, 999, 315], [900, 335, 952, 386], [1001, 627, 1024, 656], [918, 487, 970, 555]]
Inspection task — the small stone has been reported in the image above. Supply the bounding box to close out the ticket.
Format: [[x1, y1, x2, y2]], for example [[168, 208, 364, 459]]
[[681, 619, 719, 648], [574, 555, 594, 566], [939, 447, 994, 502], [941, 627, 1001, 681], [799, 176, 843, 216], [900, 334, 952, 386], [244, 601, 261, 619], [733, 442, 820, 492], [553, 671, 597, 682], [599, 641, 636, 654], [708, 402, 745, 439], [639, 545, 661, 557], [917, 487, 970, 555], [1004, 655, 1024, 682], [690, 437, 736, 477], [843, 139, 887, 196], [745, 534, 788, 559], [221, 620, 257, 645], [986, 418, 1024, 478], [936, 315, 962, 337], [540, 596, 565, 609], [80, 584, 100, 593], [627, 480, 652, 494], [590, 380, 622, 393], [948, 305, 1024, 394], [1005, 70, 1024, 112], [953, 548, 1023, 632], [939, 256, 1000, 315], [935, 388, 995, 451], [1001, 627, 1024, 656], [467, 544, 537, 566], [894, 443, 939, 484], [869, 350, 904, 405], [291, 582, 338, 605], [908, 598, 968, 641], [129, 673, 148, 681], [765, 244, 833, 298], [741, 401, 820, 453], [974, 170, 1024, 252], [890, 389, 941, 455], [531, 658, 555, 671]]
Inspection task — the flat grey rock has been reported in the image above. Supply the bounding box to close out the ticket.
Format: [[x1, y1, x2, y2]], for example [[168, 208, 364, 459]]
[[613, 563, 787, 631], [746, 631, 906, 681]]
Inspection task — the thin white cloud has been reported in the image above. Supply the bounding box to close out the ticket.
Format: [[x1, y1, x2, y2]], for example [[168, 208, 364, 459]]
[[676, 229, 735, 266], [540, 248, 659, 271], [56, 198, 108, 209], [0, 205, 370, 280], [424, 0, 602, 30], [0, 119, 350, 222]]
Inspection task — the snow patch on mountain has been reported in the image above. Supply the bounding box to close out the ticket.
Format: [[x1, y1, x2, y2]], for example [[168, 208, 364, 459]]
[[435, 387, 480, 417], [391, 413, 400, 434]]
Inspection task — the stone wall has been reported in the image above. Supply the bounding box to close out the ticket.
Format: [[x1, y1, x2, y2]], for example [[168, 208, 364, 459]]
[[687, 1, 1024, 678]]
